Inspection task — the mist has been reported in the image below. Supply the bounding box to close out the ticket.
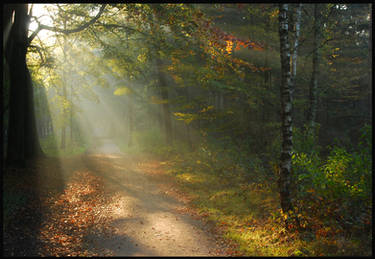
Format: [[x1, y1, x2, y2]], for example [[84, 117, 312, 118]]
[[3, 3, 372, 257]]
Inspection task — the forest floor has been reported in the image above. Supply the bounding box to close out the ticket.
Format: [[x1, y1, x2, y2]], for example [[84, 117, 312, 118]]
[[3, 139, 232, 256], [4, 139, 370, 256]]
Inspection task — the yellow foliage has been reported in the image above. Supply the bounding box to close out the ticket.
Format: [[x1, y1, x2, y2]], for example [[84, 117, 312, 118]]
[[226, 40, 233, 54], [173, 112, 194, 124], [113, 87, 132, 96], [137, 53, 147, 63], [200, 105, 214, 113], [270, 9, 279, 18]]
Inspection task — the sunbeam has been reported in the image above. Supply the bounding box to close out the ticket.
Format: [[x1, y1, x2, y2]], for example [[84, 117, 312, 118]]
[[3, 3, 372, 257]]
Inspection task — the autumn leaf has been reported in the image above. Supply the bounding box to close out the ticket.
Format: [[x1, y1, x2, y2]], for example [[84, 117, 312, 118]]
[[225, 40, 233, 54]]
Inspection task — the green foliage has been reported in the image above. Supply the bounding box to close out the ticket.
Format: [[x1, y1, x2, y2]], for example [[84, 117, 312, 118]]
[[293, 124, 321, 155], [40, 135, 87, 157], [164, 140, 306, 256], [16, 3, 371, 256], [291, 125, 372, 242], [113, 87, 132, 96]]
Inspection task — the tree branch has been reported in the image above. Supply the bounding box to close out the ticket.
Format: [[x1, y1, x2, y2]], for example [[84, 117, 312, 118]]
[[28, 44, 45, 64], [28, 4, 106, 44]]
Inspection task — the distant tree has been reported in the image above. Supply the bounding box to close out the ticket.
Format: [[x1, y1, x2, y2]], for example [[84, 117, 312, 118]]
[[306, 4, 321, 133], [291, 4, 302, 87]]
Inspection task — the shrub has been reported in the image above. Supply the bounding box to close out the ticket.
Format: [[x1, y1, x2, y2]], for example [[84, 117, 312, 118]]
[[291, 125, 372, 236]]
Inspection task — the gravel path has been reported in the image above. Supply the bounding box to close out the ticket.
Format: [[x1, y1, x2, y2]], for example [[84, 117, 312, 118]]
[[82, 139, 226, 256]]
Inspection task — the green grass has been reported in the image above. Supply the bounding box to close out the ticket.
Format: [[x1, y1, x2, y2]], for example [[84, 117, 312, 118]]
[[163, 153, 296, 256], [40, 135, 87, 157], [102, 130, 371, 256], [161, 149, 371, 256], [114, 128, 192, 159]]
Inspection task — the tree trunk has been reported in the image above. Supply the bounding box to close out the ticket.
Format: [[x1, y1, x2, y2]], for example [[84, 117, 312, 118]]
[[5, 4, 43, 167], [263, 18, 271, 123], [278, 4, 294, 216], [61, 126, 66, 149], [368, 4, 372, 121], [291, 4, 302, 84], [185, 88, 193, 150], [127, 97, 133, 147], [60, 21, 68, 150], [156, 58, 172, 145], [70, 83, 73, 142], [60, 81, 67, 149], [161, 86, 172, 145], [307, 4, 320, 131], [3, 4, 14, 52]]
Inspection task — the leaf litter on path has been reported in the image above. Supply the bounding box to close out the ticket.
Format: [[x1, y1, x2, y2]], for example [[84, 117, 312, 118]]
[[4, 154, 230, 256], [3, 157, 117, 256]]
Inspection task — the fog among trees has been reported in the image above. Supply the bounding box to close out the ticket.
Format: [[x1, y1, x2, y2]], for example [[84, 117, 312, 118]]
[[3, 3, 372, 256]]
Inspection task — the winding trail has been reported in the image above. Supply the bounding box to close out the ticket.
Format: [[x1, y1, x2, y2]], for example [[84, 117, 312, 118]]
[[82, 138, 226, 256]]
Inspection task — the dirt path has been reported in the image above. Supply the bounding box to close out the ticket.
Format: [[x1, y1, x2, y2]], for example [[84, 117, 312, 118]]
[[81, 139, 226, 256]]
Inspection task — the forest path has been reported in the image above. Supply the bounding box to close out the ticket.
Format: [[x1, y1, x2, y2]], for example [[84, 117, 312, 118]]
[[4, 141, 227, 256], [85, 137, 123, 155], [81, 139, 225, 256]]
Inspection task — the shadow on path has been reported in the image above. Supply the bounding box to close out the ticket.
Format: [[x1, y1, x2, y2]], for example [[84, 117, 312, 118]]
[[81, 144, 221, 256]]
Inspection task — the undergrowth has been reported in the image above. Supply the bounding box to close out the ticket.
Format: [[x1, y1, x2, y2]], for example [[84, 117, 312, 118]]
[[154, 125, 372, 256], [40, 135, 87, 157], [113, 124, 372, 256]]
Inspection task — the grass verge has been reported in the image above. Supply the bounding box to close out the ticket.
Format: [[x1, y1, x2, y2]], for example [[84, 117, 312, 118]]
[[160, 150, 371, 256], [40, 135, 87, 157]]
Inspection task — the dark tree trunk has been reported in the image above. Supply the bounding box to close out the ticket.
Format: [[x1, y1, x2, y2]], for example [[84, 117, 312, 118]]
[[263, 18, 271, 123], [60, 80, 67, 149], [278, 4, 294, 215], [184, 88, 193, 150], [5, 4, 43, 167], [3, 5, 15, 50], [161, 85, 172, 145], [70, 84, 73, 142], [291, 4, 302, 84], [60, 21, 68, 150], [156, 58, 172, 145], [307, 4, 320, 132], [61, 126, 66, 149], [127, 97, 133, 147], [368, 4, 372, 120], [2, 4, 14, 166]]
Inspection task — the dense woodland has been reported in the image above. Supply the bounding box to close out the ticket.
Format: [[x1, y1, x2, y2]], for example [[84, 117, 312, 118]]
[[2, 3, 372, 256]]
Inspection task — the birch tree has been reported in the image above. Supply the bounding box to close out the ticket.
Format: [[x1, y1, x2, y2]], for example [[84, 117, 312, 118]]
[[278, 4, 294, 217], [291, 4, 302, 84]]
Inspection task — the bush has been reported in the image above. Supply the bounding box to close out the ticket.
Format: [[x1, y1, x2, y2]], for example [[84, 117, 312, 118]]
[[291, 125, 372, 236]]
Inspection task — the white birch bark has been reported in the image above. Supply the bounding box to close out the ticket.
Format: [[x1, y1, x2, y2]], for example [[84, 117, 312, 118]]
[[292, 4, 302, 84], [278, 4, 294, 215]]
